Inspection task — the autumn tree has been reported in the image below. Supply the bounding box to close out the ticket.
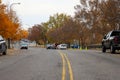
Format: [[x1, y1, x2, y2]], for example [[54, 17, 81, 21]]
[[28, 24, 47, 44], [0, 1, 25, 48], [16, 29, 28, 40], [74, 0, 120, 45], [74, 0, 97, 45], [6, 3, 22, 40], [99, 0, 120, 30], [0, 2, 10, 38], [46, 13, 72, 43], [0, 1, 22, 40], [47, 13, 70, 28]]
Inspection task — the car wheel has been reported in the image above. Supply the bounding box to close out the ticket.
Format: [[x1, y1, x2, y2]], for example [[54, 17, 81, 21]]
[[110, 45, 115, 53], [2, 50, 7, 55], [102, 46, 106, 53], [2, 44, 7, 55]]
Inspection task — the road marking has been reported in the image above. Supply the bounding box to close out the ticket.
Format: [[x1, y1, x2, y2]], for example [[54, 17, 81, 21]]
[[63, 53, 74, 80], [59, 52, 66, 80], [59, 51, 74, 80]]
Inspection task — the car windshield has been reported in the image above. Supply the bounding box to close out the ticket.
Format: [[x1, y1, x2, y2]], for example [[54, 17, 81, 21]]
[[111, 31, 120, 36]]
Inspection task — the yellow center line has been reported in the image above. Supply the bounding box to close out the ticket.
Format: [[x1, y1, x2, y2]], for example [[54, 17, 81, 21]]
[[58, 51, 74, 80], [59, 52, 66, 80], [63, 53, 74, 80]]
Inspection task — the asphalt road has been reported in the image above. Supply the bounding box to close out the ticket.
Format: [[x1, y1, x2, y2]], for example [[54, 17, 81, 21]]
[[0, 48, 120, 80]]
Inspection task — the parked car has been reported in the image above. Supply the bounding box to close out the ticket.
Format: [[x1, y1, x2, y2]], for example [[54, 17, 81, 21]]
[[57, 44, 67, 49], [46, 44, 53, 49], [70, 44, 79, 49], [0, 35, 7, 55], [20, 43, 29, 49], [102, 30, 120, 53], [46, 44, 56, 49]]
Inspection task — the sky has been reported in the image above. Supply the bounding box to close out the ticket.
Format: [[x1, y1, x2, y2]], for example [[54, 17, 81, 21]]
[[2, 0, 80, 29]]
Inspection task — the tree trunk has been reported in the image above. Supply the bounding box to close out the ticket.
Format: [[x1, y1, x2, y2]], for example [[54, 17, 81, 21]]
[[8, 38, 11, 49]]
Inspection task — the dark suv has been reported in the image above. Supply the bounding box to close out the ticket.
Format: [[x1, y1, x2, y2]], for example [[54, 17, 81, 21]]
[[102, 30, 120, 53], [0, 35, 7, 55]]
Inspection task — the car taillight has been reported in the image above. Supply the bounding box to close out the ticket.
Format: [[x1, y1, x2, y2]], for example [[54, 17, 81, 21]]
[[114, 37, 118, 43]]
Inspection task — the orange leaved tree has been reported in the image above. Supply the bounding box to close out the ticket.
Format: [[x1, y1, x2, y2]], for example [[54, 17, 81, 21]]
[[0, 2, 24, 48]]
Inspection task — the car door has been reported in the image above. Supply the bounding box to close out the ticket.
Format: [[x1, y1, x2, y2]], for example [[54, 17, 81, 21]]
[[105, 31, 112, 48]]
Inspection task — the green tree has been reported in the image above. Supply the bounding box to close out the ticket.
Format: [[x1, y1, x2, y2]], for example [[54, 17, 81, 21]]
[[45, 13, 71, 43], [47, 13, 70, 28]]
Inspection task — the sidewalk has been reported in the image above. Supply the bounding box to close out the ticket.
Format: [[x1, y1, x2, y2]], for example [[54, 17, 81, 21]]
[[7, 48, 19, 55]]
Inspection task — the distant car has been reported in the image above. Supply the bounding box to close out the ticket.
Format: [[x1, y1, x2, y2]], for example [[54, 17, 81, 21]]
[[57, 44, 67, 49], [0, 35, 7, 55], [46, 44, 56, 49], [71, 44, 79, 49], [20, 43, 28, 49], [46, 44, 53, 49]]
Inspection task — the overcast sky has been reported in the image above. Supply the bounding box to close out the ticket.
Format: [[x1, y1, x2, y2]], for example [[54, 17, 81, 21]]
[[2, 0, 80, 29]]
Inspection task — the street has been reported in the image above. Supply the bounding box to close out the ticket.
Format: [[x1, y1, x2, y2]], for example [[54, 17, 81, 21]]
[[0, 48, 120, 80]]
